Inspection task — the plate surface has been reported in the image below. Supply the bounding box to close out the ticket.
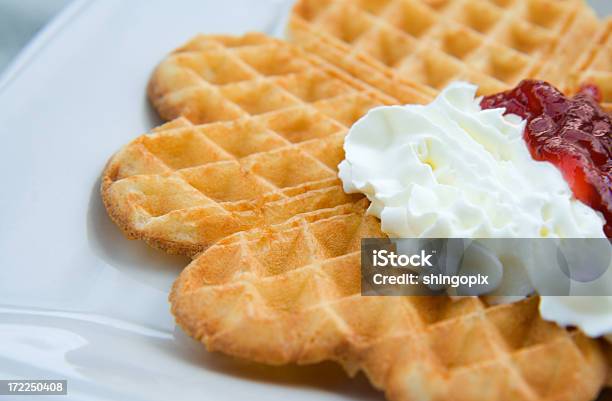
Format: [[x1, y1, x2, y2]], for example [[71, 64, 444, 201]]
[[0, 1, 608, 400]]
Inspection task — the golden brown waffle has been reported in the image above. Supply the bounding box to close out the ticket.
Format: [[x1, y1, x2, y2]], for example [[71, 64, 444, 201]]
[[288, 0, 603, 96], [103, 33, 428, 255], [103, 31, 611, 401], [570, 17, 612, 112], [171, 207, 608, 401], [147, 32, 430, 124]]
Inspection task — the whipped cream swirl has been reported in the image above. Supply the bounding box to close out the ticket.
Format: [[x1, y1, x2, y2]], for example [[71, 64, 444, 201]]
[[339, 81, 612, 338]]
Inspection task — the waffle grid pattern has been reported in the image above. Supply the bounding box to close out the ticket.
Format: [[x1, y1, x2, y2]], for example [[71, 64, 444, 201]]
[[103, 34, 400, 255], [147, 33, 400, 124], [101, 21, 612, 401], [572, 17, 612, 111], [290, 0, 601, 96], [172, 210, 607, 401]]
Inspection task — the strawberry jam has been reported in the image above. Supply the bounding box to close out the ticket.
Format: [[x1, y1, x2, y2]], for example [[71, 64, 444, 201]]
[[480, 80, 612, 237]]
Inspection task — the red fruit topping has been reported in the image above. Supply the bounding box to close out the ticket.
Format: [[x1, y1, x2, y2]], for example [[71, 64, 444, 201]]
[[480, 80, 612, 237], [577, 83, 603, 103]]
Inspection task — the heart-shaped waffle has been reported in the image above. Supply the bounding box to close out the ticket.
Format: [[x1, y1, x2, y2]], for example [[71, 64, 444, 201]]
[[103, 33, 427, 255]]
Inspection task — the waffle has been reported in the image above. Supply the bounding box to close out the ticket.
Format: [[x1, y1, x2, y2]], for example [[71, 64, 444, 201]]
[[103, 33, 429, 256], [147, 32, 430, 124], [104, 31, 611, 401], [570, 17, 612, 112], [288, 0, 604, 97], [171, 206, 608, 401]]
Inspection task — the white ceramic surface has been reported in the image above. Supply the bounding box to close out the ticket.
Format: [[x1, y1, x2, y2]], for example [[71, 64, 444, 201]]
[[0, 1, 608, 400]]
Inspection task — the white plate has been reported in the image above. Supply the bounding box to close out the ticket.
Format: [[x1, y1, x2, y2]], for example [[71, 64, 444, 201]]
[[0, 1, 608, 401]]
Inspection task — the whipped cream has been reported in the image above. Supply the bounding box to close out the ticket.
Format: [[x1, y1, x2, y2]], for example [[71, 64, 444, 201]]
[[339, 82, 612, 338]]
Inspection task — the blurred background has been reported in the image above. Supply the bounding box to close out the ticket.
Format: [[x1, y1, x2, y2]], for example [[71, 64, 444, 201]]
[[0, 0, 611, 75], [0, 0, 70, 72]]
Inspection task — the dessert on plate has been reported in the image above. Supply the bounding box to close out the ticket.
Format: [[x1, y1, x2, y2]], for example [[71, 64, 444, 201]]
[[100, 1, 611, 400]]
